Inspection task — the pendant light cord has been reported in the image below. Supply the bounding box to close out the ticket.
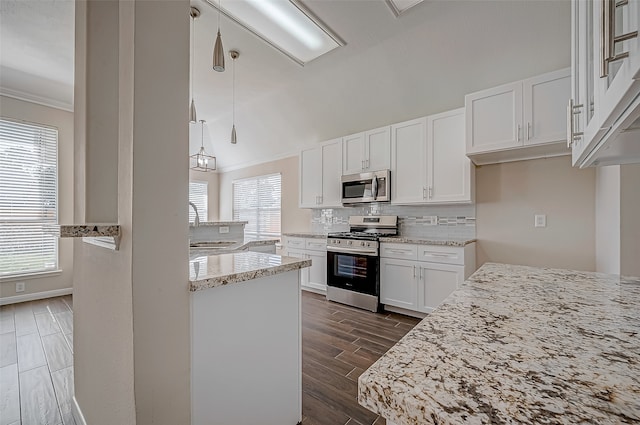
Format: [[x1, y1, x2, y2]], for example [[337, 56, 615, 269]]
[[232, 56, 235, 125], [191, 14, 194, 102], [218, 0, 221, 30]]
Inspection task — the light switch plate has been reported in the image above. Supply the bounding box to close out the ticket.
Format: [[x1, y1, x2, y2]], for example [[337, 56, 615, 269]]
[[15, 282, 25, 292], [534, 214, 546, 228], [219, 226, 230, 234], [423, 216, 438, 226]]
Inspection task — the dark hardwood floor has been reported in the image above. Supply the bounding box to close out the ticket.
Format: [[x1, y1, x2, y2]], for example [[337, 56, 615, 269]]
[[301, 291, 421, 425], [0, 295, 75, 425], [0, 291, 418, 425]]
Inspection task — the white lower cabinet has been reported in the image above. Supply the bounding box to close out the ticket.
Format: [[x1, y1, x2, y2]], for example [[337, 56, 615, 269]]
[[380, 242, 475, 316], [283, 237, 327, 294]]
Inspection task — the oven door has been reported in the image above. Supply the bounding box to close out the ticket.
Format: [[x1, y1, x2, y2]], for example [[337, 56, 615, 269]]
[[326, 249, 379, 296]]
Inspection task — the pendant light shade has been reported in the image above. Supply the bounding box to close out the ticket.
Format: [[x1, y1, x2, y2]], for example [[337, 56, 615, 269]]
[[230, 50, 239, 144], [213, 0, 225, 72], [189, 7, 200, 123], [190, 120, 216, 172]]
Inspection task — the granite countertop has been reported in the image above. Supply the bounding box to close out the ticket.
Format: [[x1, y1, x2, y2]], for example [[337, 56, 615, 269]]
[[282, 232, 327, 239], [59, 224, 121, 238], [358, 263, 640, 424], [189, 238, 279, 257], [378, 236, 476, 247], [191, 221, 248, 227], [189, 251, 311, 292]]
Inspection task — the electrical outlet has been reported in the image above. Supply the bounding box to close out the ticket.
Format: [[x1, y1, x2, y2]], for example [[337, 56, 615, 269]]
[[219, 226, 230, 234], [534, 214, 547, 228], [423, 216, 438, 226], [15, 282, 25, 293]]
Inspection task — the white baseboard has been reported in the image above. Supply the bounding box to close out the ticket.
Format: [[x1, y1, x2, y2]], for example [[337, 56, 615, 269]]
[[72, 396, 88, 425], [0, 287, 73, 305]]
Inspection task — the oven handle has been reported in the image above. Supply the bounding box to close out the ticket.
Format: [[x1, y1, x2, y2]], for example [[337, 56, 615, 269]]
[[327, 246, 378, 257]]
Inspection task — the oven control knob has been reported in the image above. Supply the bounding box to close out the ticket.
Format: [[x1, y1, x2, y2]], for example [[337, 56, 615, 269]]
[[360, 241, 365, 247], [366, 242, 371, 247], [336, 240, 340, 244]]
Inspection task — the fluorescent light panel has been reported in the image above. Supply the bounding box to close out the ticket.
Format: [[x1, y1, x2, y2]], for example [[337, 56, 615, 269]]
[[386, 0, 424, 17], [207, 0, 343, 65]]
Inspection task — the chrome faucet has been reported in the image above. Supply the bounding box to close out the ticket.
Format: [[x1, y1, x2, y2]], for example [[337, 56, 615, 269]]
[[189, 201, 200, 227]]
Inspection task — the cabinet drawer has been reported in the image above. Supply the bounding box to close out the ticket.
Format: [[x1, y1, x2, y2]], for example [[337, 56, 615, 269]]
[[417, 245, 464, 265], [305, 239, 327, 252], [380, 243, 418, 260], [285, 237, 305, 249]]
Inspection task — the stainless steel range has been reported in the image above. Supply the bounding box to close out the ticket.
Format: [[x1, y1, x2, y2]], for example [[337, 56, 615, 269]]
[[326, 215, 398, 312]]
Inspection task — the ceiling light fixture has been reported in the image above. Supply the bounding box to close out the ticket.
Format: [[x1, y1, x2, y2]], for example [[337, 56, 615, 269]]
[[230, 50, 239, 144], [190, 120, 217, 172], [189, 7, 200, 122], [213, 0, 225, 72], [385, 0, 425, 17]]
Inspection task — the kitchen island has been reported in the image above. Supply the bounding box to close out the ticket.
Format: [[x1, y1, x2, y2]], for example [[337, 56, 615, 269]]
[[190, 251, 311, 425], [358, 262, 640, 424]]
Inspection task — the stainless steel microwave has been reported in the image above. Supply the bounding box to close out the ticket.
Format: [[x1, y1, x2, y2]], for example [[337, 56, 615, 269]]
[[341, 170, 390, 204]]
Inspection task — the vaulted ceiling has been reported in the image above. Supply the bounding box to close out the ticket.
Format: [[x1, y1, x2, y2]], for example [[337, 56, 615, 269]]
[[0, 0, 570, 171]]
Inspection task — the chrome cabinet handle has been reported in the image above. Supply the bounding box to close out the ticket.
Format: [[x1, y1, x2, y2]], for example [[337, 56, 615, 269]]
[[423, 187, 427, 200], [366, 159, 369, 169], [361, 160, 365, 170], [419, 267, 423, 279], [601, 0, 610, 77], [428, 186, 433, 199], [527, 122, 531, 140], [413, 266, 416, 278], [567, 99, 584, 148], [517, 124, 521, 142]]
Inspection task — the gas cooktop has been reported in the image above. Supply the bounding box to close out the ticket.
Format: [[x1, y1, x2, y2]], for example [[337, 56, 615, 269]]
[[327, 231, 393, 241]]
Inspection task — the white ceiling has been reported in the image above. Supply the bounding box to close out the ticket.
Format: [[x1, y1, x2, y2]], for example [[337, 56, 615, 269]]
[[0, 0, 570, 171]]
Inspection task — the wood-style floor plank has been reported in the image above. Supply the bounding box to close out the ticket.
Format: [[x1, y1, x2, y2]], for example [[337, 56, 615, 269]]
[[0, 364, 20, 425], [16, 333, 46, 373], [0, 332, 17, 368], [19, 365, 62, 425], [34, 313, 61, 337], [42, 333, 72, 373], [301, 291, 419, 425], [51, 367, 75, 425]]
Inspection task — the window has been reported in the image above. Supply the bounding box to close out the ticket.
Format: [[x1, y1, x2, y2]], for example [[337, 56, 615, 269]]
[[0, 118, 58, 277], [189, 181, 208, 224], [233, 173, 281, 239]]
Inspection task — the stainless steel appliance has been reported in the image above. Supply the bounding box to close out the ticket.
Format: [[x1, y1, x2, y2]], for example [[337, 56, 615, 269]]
[[341, 170, 390, 205], [326, 215, 398, 312]]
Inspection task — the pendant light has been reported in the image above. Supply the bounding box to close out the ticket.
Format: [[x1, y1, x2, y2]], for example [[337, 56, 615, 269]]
[[212, 0, 225, 72], [189, 7, 200, 123], [190, 120, 217, 172], [230, 50, 239, 144]]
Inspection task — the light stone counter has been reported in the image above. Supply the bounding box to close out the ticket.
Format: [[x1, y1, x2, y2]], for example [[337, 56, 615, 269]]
[[358, 262, 640, 424], [191, 221, 248, 227], [378, 236, 476, 247], [59, 224, 120, 238], [282, 232, 327, 239], [189, 251, 310, 292]]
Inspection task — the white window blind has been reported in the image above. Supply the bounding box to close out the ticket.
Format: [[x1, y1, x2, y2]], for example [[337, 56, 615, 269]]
[[0, 118, 58, 277], [233, 173, 281, 239], [189, 181, 208, 224]]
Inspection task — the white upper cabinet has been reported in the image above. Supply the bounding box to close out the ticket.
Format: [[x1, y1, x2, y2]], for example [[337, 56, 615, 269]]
[[391, 117, 427, 205], [465, 68, 571, 165], [570, 0, 640, 167], [523, 69, 572, 146], [342, 127, 391, 175], [342, 132, 365, 175], [465, 81, 523, 154], [299, 138, 343, 208]]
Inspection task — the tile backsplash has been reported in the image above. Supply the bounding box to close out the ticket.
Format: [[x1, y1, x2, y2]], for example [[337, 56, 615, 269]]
[[311, 203, 475, 240]]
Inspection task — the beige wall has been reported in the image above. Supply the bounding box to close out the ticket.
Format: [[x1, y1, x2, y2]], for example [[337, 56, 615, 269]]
[[218, 156, 312, 233], [73, 1, 190, 424], [595, 165, 621, 274], [0, 95, 74, 299], [476, 156, 596, 272], [190, 169, 219, 221], [620, 164, 640, 277]]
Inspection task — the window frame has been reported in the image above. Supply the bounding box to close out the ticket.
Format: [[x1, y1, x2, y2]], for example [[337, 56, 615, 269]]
[[232, 172, 282, 240], [189, 180, 208, 224]]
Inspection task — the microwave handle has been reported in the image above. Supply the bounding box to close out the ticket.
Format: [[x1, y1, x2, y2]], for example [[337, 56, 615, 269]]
[[372, 175, 378, 200]]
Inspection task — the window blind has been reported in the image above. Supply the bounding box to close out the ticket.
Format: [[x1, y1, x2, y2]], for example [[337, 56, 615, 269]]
[[232, 173, 281, 239], [189, 181, 208, 224], [0, 118, 58, 277]]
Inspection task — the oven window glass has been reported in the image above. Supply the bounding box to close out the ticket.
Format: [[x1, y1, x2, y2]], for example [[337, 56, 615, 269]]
[[343, 180, 372, 199], [335, 254, 369, 279]]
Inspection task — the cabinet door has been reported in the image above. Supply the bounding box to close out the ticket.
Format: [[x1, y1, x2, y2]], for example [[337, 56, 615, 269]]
[[380, 258, 418, 310], [342, 132, 365, 175], [465, 81, 523, 154], [417, 263, 464, 313], [427, 108, 471, 203], [306, 251, 327, 292], [286, 249, 309, 286], [364, 126, 391, 171], [523, 68, 571, 146], [391, 117, 427, 205], [595, 0, 640, 128], [299, 147, 322, 208], [321, 139, 343, 207]]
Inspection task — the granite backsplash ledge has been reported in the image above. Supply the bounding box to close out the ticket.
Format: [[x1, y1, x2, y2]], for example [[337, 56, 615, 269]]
[[311, 204, 475, 239]]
